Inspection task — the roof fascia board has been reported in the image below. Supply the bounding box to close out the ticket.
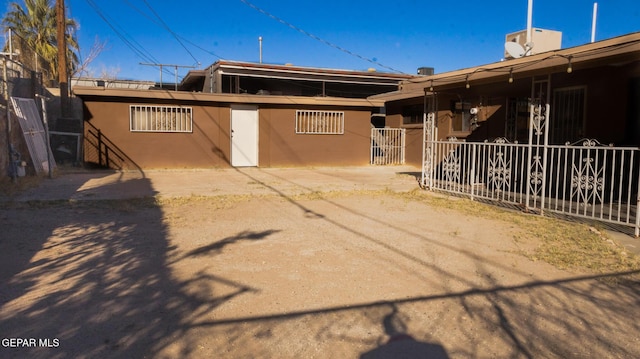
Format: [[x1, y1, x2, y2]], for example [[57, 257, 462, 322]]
[[399, 32, 640, 92], [72, 87, 385, 107], [368, 89, 427, 102], [217, 69, 403, 86], [216, 62, 412, 81]]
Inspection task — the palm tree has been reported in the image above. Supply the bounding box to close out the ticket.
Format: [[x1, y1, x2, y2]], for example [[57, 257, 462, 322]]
[[2, 0, 79, 82]]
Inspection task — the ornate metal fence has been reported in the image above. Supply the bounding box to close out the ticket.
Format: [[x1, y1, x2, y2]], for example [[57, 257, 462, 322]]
[[371, 128, 405, 165], [422, 106, 640, 236]]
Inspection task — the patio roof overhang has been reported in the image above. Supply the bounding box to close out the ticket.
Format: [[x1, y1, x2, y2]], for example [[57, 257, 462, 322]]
[[368, 88, 427, 102], [72, 86, 386, 108], [179, 60, 415, 89], [374, 32, 640, 98], [179, 69, 207, 88]]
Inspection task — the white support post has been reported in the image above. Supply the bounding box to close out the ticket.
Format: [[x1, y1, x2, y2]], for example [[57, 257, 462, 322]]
[[539, 103, 550, 215], [635, 158, 640, 237]]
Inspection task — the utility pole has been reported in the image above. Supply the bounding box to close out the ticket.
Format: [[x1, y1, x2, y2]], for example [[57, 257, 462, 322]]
[[57, 0, 69, 118]]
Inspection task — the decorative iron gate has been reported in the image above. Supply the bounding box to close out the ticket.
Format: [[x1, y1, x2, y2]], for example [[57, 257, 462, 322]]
[[422, 105, 640, 236], [371, 128, 405, 165]]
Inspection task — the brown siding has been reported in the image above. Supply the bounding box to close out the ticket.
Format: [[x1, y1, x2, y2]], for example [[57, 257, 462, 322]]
[[81, 98, 373, 169], [567, 65, 631, 145], [83, 100, 231, 169], [404, 128, 423, 167], [384, 113, 403, 128], [259, 107, 370, 167]]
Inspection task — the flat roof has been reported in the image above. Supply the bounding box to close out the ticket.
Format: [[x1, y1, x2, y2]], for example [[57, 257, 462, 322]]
[[180, 60, 415, 88]]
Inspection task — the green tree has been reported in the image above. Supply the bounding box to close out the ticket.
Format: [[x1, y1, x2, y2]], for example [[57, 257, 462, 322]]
[[2, 0, 79, 82]]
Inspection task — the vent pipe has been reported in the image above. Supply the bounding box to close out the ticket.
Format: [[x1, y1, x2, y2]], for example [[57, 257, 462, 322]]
[[591, 3, 598, 43], [526, 0, 533, 45]]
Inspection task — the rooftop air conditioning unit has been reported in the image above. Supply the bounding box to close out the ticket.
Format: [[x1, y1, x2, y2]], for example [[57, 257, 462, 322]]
[[417, 67, 434, 76], [504, 28, 562, 59]]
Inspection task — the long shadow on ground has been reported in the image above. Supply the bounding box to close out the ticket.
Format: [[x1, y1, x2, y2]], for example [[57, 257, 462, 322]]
[[0, 177, 271, 358], [1, 170, 640, 358]]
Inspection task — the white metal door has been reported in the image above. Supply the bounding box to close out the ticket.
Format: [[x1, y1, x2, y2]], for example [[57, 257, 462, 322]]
[[231, 106, 259, 167]]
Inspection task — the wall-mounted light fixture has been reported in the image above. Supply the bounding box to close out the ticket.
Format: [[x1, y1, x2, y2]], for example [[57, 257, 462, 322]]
[[465, 75, 470, 89], [567, 55, 573, 73], [429, 80, 434, 92], [508, 68, 514, 83]]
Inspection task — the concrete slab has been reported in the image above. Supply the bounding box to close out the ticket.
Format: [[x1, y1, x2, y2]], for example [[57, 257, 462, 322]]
[[4, 165, 638, 255], [3, 165, 422, 202]]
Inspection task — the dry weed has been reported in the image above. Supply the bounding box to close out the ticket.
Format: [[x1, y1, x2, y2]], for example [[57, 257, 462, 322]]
[[403, 191, 640, 285]]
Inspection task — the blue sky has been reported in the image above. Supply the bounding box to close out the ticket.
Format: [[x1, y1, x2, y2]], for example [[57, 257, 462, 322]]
[[2, 0, 639, 81]]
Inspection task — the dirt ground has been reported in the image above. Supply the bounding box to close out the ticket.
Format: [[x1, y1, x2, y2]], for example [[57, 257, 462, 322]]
[[1, 166, 639, 358]]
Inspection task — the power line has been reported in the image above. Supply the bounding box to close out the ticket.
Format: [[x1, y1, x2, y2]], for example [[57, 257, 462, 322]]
[[85, 0, 184, 79], [239, 0, 407, 74], [85, 0, 164, 71], [140, 0, 200, 66], [122, 0, 225, 61], [174, 35, 225, 61]]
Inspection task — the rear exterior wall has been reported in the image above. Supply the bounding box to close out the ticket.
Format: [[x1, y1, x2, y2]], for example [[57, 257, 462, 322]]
[[83, 100, 231, 169], [81, 99, 372, 169], [259, 107, 371, 167]]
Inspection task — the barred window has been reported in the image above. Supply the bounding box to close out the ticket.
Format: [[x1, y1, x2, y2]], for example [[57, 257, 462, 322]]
[[295, 110, 344, 134], [551, 87, 586, 144], [130, 105, 193, 133]]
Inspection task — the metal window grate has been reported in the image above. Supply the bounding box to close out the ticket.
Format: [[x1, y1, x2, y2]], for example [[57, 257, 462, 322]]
[[551, 87, 585, 144], [295, 110, 344, 134], [130, 105, 193, 133]]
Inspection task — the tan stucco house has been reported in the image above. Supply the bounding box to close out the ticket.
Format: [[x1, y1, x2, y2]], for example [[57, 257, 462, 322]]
[[73, 62, 412, 170], [372, 32, 640, 167]]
